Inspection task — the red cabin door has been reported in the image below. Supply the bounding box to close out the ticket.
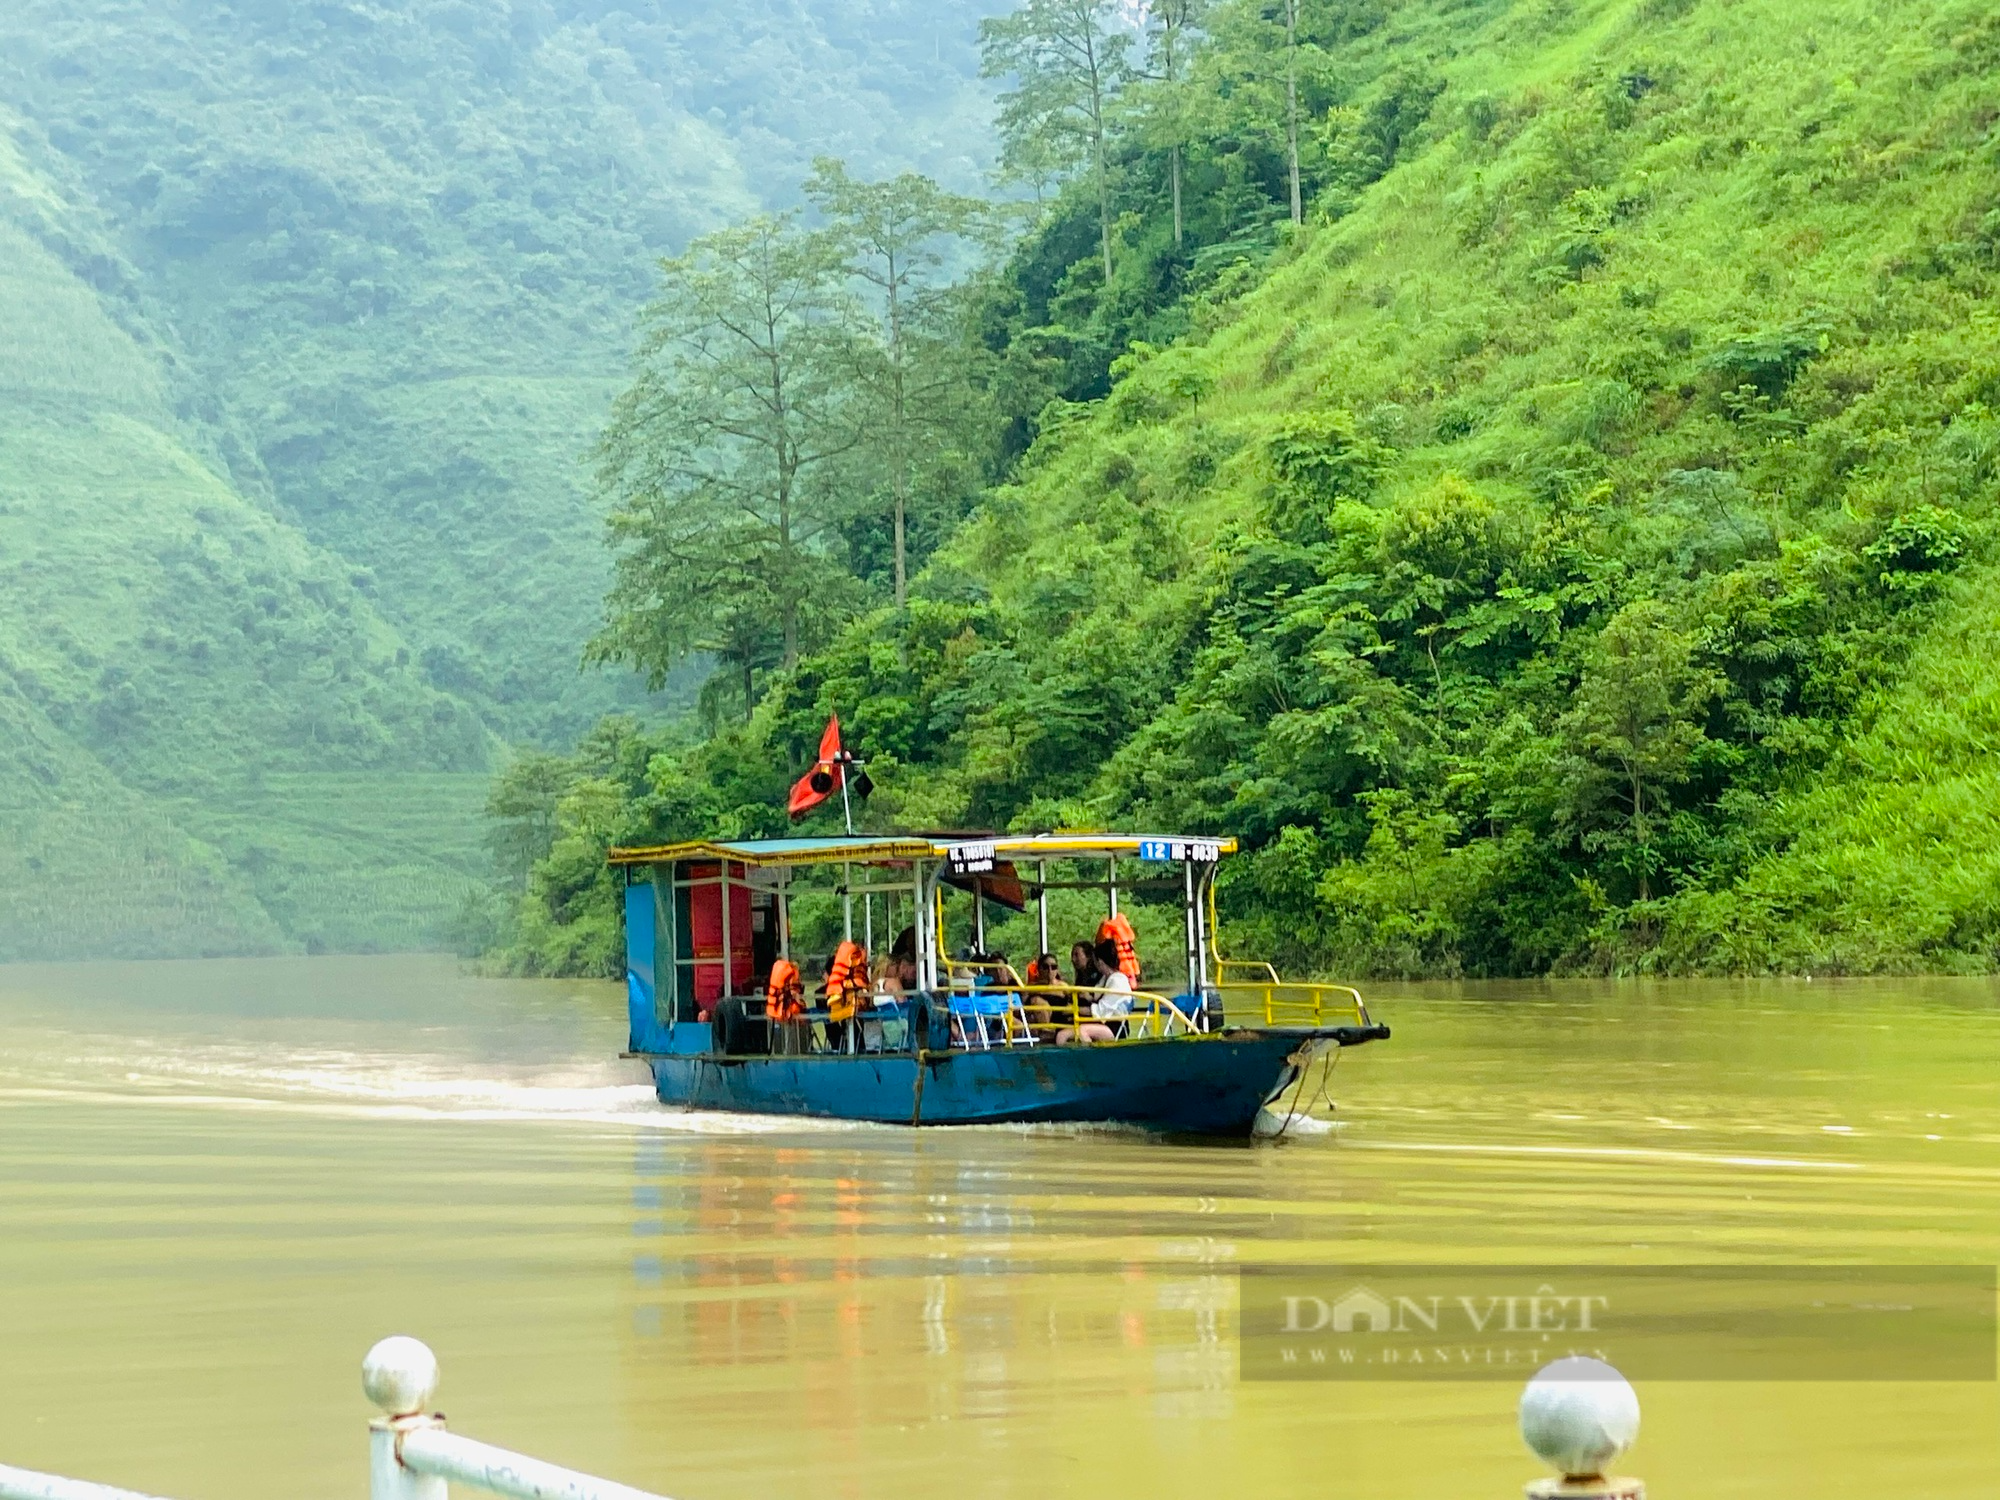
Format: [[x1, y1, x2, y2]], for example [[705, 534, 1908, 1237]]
[[687, 862, 754, 1014]]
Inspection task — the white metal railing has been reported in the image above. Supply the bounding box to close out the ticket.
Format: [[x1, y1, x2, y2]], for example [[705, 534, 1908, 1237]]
[[0, 1338, 673, 1500], [0, 1469, 172, 1500], [364, 1337, 671, 1500], [2, 1342, 1645, 1500]]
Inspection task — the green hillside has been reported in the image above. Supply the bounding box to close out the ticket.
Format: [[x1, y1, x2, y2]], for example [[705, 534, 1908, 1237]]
[[0, 117, 494, 955], [0, 4, 1005, 958], [0, 0, 1006, 745], [495, 0, 2000, 977]]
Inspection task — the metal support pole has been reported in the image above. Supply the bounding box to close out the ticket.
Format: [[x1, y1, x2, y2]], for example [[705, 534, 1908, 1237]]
[[973, 888, 985, 955], [777, 871, 790, 959], [719, 862, 733, 998], [1184, 861, 1198, 998], [1107, 856, 1117, 919], [1037, 860, 1049, 957], [843, 862, 854, 940], [365, 1337, 448, 1500], [865, 891, 874, 956], [922, 870, 941, 991], [372, 1420, 449, 1500]]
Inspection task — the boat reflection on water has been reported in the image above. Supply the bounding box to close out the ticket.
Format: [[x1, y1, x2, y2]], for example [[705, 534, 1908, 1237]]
[[622, 1133, 1239, 1439]]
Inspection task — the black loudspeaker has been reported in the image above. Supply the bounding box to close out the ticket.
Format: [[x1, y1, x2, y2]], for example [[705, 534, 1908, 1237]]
[[809, 768, 834, 794]]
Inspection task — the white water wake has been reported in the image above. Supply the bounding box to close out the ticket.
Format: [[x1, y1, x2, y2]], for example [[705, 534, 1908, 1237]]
[[0, 1031, 862, 1133]]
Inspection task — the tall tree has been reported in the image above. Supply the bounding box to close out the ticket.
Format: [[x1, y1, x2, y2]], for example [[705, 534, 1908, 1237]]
[[981, 0, 1133, 288], [1282, 0, 1302, 224], [1140, 0, 1208, 245], [590, 213, 861, 713], [1560, 601, 1723, 904], [1194, 0, 1335, 230], [805, 159, 985, 607]]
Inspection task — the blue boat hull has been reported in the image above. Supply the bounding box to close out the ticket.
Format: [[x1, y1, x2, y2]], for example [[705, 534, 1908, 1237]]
[[640, 1028, 1381, 1136]]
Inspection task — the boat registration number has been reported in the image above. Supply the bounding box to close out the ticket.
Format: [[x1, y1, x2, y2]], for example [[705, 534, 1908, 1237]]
[[1139, 838, 1223, 863]]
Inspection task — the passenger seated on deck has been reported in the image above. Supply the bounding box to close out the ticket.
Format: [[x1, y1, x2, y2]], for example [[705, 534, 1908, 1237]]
[[825, 939, 871, 1053], [1022, 952, 1064, 1041], [765, 957, 808, 1056], [863, 930, 916, 1052], [1090, 938, 1135, 1017], [1097, 912, 1142, 983], [1055, 940, 1124, 1045], [876, 927, 918, 998]]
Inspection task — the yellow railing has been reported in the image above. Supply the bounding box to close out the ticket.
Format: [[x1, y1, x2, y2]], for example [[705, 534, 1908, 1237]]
[[935, 978, 1203, 1046], [1211, 981, 1372, 1030], [1203, 884, 1372, 1029]]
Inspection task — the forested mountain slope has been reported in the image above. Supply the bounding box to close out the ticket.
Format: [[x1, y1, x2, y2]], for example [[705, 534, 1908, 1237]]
[[0, 121, 485, 954], [0, 1, 1003, 957], [0, 0, 1004, 744], [500, 0, 2000, 977]]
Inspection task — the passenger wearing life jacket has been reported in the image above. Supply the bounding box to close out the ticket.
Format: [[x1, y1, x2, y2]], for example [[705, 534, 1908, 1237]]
[[1097, 912, 1141, 983], [766, 956, 806, 1055], [825, 938, 870, 1053]]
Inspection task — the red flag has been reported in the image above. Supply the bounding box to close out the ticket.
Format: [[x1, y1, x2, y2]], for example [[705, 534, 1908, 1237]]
[[787, 714, 844, 820]]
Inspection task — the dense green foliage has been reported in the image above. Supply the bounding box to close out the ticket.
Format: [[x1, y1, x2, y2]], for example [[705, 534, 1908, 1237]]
[[0, 2, 1001, 957], [495, 0, 2000, 978]]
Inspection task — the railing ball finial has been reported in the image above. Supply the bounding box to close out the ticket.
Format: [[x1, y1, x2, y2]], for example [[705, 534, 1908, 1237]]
[[1518, 1357, 1643, 1499], [363, 1335, 440, 1418]]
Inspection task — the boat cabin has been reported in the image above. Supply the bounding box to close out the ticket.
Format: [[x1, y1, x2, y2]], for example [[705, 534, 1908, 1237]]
[[611, 832, 1241, 1057]]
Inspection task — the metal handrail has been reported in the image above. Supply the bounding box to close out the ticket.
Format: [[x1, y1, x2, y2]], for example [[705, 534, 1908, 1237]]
[[1213, 957, 1282, 984], [1213, 981, 1372, 1029], [1201, 880, 1373, 1028], [945, 984, 1203, 1043], [366, 1337, 670, 1500], [0, 1466, 173, 1500], [3, 1345, 1629, 1499], [394, 1427, 666, 1500]]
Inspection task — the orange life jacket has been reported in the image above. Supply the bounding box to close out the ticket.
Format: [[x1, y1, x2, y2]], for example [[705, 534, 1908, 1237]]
[[825, 939, 870, 1023], [1097, 914, 1141, 982], [765, 957, 804, 1023]]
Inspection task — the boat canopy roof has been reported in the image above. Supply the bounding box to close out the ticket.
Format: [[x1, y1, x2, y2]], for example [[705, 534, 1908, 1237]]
[[607, 832, 1239, 869]]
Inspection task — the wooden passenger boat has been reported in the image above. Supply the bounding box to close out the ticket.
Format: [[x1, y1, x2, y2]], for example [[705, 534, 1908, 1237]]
[[613, 833, 1388, 1136]]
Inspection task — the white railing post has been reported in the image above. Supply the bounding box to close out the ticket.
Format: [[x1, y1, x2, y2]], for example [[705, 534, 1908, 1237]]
[[364, 1337, 448, 1500], [1519, 1357, 1645, 1499], [362, 1336, 676, 1500]]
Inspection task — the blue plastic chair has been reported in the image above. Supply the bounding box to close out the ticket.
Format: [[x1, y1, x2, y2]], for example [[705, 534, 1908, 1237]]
[[949, 986, 1022, 1049]]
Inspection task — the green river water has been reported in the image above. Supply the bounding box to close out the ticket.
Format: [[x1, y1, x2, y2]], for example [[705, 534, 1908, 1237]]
[[1, 956, 1996, 1498]]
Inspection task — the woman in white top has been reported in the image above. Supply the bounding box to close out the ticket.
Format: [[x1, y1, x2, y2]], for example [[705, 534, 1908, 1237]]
[[1089, 937, 1133, 1019], [1055, 939, 1125, 1045]]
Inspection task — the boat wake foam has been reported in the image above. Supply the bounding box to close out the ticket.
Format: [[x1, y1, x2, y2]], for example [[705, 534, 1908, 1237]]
[[0, 1033, 868, 1134]]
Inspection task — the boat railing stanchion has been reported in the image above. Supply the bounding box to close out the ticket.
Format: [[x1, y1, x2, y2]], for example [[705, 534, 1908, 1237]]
[[364, 1337, 672, 1500], [365, 1337, 447, 1500], [1519, 1358, 1644, 1500]]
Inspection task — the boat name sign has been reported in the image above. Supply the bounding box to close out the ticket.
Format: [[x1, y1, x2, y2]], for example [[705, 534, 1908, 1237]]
[[1139, 838, 1223, 863], [947, 841, 998, 875]]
